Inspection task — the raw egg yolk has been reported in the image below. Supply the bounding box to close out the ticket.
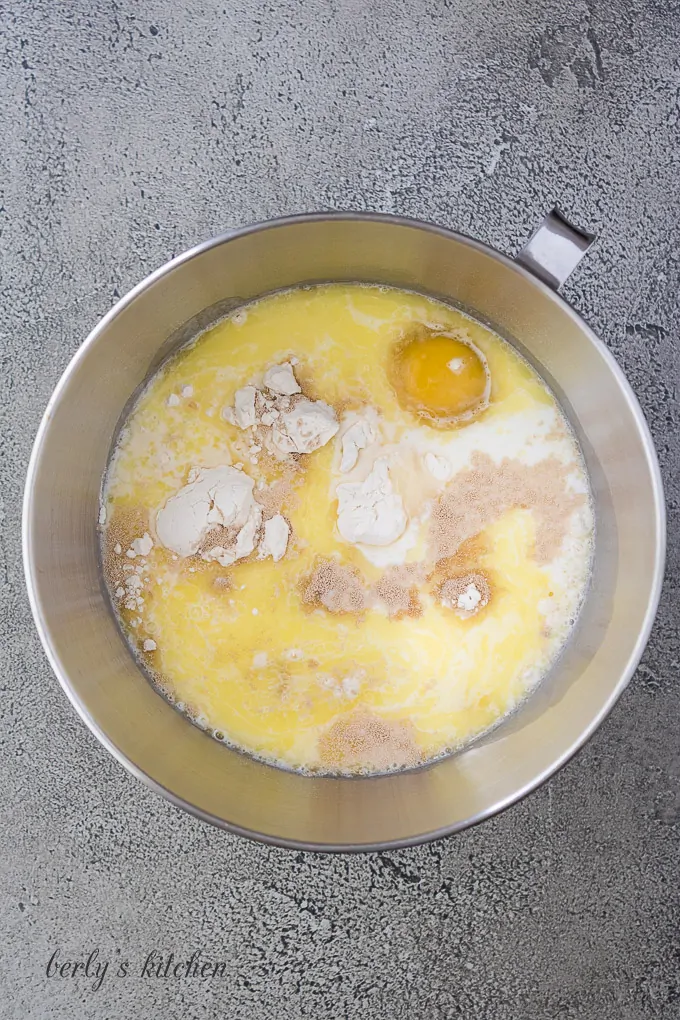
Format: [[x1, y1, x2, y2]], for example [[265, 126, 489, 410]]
[[389, 330, 490, 425]]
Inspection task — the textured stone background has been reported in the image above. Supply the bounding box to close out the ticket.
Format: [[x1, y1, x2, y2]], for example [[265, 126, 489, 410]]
[[1, 0, 679, 1016]]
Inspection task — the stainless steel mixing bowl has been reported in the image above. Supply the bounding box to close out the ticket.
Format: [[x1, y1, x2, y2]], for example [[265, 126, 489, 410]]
[[23, 212, 666, 851]]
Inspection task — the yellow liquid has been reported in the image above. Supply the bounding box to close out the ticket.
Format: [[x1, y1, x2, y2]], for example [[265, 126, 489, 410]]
[[103, 284, 591, 773]]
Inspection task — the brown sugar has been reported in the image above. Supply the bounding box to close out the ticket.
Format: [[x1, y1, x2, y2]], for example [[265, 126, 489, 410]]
[[213, 575, 232, 591], [429, 534, 488, 581], [318, 711, 422, 773], [254, 467, 299, 521], [372, 564, 424, 619], [102, 505, 150, 589], [195, 524, 239, 556], [302, 559, 427, 619], [302, 557, 369, 614], [429, 452, 584, 565]]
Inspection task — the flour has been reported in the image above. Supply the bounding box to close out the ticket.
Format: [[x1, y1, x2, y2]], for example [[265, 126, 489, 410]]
[[338, 413, 376, 473], [438, 573, 491, 617], [270, 399, 339, 455], [263, 362, 301, 396], [224, 362, 339, 457], [258, 514, 290, 562], [457, 583, 482, 612], [336, 458, 407, 547], [130, 533, 153, 557], [156, 465, 260, 566], [233, 386, 258, 428]]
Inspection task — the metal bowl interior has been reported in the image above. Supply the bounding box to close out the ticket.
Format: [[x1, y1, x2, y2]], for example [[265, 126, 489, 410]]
[[23, 214, 665, 851]]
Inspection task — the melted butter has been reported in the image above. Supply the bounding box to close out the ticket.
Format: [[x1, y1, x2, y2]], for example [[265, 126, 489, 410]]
[[103, 284, 591, 773]]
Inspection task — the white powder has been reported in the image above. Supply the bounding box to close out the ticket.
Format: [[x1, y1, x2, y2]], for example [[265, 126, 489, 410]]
[[225, 363, 339, 457], [263, 362, 301, 396], [336, 458, 407, 547], [156, 465, 260, 565], [130, 533, 153, 557], [338, 414, 376, 473], [457, 583, 482, 612], [258, 514, 290, 562], [233, 386, 258, 429], [203, 504, 262, 567], [271, 399, 339, 455]]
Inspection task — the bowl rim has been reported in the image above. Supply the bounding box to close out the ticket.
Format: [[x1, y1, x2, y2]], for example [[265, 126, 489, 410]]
[[22, 210, 667, 852]]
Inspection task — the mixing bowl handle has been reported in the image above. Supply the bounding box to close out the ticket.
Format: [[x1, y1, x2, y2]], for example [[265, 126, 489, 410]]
[[515, 209, 596, 290]]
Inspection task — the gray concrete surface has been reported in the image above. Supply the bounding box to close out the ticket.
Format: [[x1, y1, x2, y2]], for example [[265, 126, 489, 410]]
[[1, 0, 679, 1016]]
